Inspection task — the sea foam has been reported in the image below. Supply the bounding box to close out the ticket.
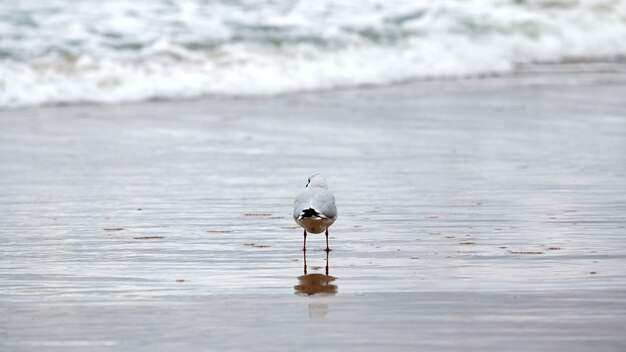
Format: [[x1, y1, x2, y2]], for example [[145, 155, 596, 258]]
[[1, 0, 626, 107]]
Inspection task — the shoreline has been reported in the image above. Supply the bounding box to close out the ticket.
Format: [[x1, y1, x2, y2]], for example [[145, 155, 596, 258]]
[[1, 67, 626, 350], [2, 60, 626, 112]]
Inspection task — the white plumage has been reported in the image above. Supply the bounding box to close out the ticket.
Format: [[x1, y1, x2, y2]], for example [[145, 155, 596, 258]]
[[293, 174, 337, 251]]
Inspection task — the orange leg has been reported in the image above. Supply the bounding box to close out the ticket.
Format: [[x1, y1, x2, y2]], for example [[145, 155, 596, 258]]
[[325, 228, 331, 252]]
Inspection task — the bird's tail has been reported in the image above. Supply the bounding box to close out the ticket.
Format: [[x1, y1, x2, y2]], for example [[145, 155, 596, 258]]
[[298, 208, 328, 220]]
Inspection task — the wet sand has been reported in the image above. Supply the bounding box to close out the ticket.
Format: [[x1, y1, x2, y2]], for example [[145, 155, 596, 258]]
[[3, 291, 626, 351], [1, 66, 626, 350]]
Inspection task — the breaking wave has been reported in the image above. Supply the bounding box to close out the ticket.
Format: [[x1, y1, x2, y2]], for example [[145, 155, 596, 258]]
[[1, 0, 626, 107]]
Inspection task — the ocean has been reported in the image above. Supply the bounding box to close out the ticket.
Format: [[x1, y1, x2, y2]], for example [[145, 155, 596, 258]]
[[1, 0, 626, 107], [2, 3, 626, 349]]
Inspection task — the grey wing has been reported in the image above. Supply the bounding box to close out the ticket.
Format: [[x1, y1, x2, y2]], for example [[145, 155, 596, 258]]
[[310, 189, 337, 219], [293, 189, 337, 220], [293, 190, 311, 220]]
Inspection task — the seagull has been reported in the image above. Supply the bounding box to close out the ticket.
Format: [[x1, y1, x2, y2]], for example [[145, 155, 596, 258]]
[[293, 174, 337, 252]]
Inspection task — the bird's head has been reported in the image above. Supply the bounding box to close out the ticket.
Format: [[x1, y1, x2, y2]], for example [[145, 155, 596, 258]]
[[306, 174, 328, 189]]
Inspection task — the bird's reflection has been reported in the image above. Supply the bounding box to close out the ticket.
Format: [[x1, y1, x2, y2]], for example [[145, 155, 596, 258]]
[[294, 250, 337, 296]]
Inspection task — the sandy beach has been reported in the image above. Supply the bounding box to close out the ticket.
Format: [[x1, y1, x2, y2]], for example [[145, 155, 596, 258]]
[[1, 66, 626, 351]]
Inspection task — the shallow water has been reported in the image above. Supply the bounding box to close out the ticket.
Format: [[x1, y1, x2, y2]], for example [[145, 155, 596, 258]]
[[1, 69, 625, 303], [3, 291, 626, 351]]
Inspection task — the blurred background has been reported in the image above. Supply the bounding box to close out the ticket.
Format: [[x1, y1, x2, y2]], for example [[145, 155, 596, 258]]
[[1, 0, 626, 107]]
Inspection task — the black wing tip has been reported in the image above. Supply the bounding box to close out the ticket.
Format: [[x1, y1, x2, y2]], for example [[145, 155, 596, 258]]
[[300, 208, 320, 219]]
